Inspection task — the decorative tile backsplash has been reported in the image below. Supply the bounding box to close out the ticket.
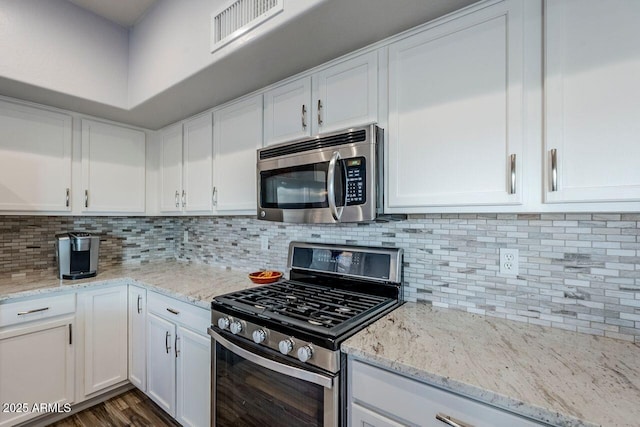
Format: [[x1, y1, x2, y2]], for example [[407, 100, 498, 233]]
[[1, 214, 639, 342]]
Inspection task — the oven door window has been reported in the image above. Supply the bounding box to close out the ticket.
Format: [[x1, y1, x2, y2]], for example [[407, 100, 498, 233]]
[[260, 162, 345, 209], [215, 340, 326, 426]]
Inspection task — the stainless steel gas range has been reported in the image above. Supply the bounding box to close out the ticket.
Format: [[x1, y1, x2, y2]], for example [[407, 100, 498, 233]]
[[208, 242, 403, 427]]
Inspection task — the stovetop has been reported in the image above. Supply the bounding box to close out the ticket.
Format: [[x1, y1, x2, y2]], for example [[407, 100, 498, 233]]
[[214, 280, 395, 336]]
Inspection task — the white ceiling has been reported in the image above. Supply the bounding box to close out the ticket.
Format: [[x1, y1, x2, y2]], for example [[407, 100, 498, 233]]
[[67, 0, 157, 27]]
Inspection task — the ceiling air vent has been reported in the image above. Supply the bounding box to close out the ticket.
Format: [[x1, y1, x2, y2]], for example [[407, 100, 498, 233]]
[[211, 0, 284, 52]]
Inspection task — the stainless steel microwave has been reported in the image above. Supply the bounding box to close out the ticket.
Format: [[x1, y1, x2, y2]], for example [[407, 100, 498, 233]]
[[257, 124, 383, 223]]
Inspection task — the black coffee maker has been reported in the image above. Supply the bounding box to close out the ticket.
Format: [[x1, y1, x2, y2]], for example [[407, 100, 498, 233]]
[[55, 232, 100, 279]]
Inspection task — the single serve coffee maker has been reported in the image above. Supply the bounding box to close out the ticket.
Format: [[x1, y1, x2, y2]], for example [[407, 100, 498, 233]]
[[55, 232, 100, 279]]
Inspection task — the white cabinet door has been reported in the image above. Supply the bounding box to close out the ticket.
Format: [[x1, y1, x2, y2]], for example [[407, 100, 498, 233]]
[[159, 124, 184, 213], [263, 77, 312, 145], [183, 114, 213, 212], [313, 51, 378, 135], [0, 317, 74, 427], [81, 286, 128, 397], [0, 100, 72, 212], [544, 0, 640, 203], [147, 312, 177, 417], [351, 404, 406, 427], [213, 95, 263, 213], [128, 285, 147, 392], [176, 326, 210, 427], [387, 0, 524, 209], [81, 119, 146, 213]]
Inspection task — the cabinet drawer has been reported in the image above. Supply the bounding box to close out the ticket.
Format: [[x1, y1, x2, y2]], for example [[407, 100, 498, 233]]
[[0, 293, 76, 327], [147, 291, 209, 335], [350, 360, 542, 427]]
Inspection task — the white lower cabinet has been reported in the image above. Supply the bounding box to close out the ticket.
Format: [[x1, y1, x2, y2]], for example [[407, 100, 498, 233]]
[[128, 285, 147, 391], [349, 359, 543, 427], [146, 291, 211, 427], [79, 285, 128, 398], [0, 295, 75, 427]]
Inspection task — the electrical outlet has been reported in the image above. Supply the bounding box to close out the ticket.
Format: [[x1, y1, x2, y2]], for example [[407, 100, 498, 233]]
[[499, 248, 519, 275], [183, 230, 189, 243], [260, 235, 269, 251]]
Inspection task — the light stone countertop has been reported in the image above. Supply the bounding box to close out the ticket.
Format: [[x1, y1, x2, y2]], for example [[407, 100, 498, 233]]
[[342, 302, 640, 427], [0, 260, 260, 308]]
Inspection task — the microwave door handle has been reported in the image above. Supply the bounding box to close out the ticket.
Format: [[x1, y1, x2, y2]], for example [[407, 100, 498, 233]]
[[327, 151, 344, 221]]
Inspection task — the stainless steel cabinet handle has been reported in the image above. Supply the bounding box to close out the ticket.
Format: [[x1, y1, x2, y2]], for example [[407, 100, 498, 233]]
[[181, 190, 186, 208], [175, 190, 180, 208], [301, 104, 307, 129], [165, 331, 171, 354], [65, 188, 70, 207], [84, 190, 89, 208], [317, 99, 323, 125], [175, 335, 180, 358], [509, 153, 516, 194], [550, 148, 558, 192], [137, 295, 142, 314], [436, 413, 472, 427], [17, 307, 49, 316], [212, 187, 218, 207], [69, 324, 73, 345], [166, 308, 179, 315]]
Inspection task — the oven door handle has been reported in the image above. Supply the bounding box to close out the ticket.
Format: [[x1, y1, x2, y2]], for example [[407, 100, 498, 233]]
[[327, 151, 344, 222], [208, 328, 334, 389]]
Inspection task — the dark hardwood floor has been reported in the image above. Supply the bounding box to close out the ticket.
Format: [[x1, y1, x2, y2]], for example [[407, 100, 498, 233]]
[[48, 389, 180, 427]]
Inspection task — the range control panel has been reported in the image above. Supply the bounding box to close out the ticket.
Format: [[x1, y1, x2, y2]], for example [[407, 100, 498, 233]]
[[345, 157, 366, 206]]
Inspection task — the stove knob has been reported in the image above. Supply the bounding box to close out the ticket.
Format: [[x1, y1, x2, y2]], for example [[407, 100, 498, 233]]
[[278, 339, 294, 355], [297, 345, 313, 363], [217, 317, 230, 330], [252, 329, 267, 344], [229, 321, 243, 335]]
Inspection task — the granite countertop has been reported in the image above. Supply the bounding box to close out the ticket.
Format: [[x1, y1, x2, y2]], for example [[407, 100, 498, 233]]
[[0, 260, 260, 308], [342, 302, 640, 427]]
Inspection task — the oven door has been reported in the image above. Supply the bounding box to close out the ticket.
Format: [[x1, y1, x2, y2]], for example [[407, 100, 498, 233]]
[[208, 328, 339, 427]]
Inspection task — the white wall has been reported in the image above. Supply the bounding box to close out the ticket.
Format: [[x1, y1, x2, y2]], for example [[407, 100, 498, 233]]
[[127, 0, 325, 107], [0, 0, 128, 108]]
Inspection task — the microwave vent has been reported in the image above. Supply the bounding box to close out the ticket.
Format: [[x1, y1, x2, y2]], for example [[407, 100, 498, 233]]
[[211, 0, 283, 52], [259, 129, 367, 160]]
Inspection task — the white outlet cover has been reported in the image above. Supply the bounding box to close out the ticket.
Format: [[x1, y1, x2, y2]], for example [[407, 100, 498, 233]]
[[499, 248, 519, 275], [260, 235, 269, 251]]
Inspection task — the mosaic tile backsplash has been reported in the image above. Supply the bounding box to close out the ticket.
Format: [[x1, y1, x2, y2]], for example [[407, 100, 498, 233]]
[[1, 214, 639, 342]]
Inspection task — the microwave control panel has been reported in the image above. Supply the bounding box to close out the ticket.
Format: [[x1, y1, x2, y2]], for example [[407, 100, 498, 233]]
[[345, 157, 366, 206]]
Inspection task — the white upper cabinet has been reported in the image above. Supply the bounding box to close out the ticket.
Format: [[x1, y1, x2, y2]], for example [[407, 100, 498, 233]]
[[544, 0, 640, 203], [183, 114, 214, 212], [213, 95, 263, 213], [264, 52, 379, 145], [159, 124, 184, 213], [263, 77, 312, 145], [81, 119, 146, 213], [387, 0, 525, 210], [0, 100, 72, 212], [312, 51, 378, 135], [158, 115, 213, 213]]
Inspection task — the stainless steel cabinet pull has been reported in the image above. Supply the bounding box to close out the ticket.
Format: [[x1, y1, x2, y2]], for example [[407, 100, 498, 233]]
[[436, 413, 472, 427], [65, 188, 70, 207], [301, 104, 307, 129], [509, 153, 516, 194], [166, 308, 179, 315], [550, 148, 558, 192], [165, 331, 171, 354], [212, 187, 218, 207], [84, 190, 89, 208], [175, 190, 180, 208], [317, 99, 323, 125], [181, 190, 186, 208], [69, 324, 73, 345], [137, 295, 142, 314], [175, 335, 180, 358], [17, 307, 49, 316]]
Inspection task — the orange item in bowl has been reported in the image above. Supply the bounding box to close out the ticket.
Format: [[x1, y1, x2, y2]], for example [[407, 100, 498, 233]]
[[249, 270, 283, 284]]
